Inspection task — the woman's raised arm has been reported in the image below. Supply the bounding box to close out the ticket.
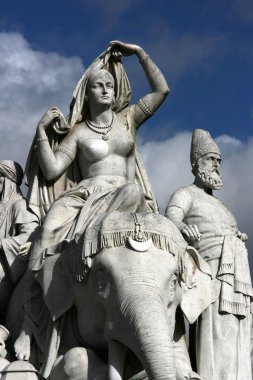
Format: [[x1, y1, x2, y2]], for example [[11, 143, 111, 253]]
[[109, 40, 169, 127]]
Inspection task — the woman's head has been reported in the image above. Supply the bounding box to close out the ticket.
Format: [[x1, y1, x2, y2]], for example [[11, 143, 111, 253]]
[[0, 161, 23, 200], [68, 50, 131, 127], [85, 69, 115, 109], [0, 161, 23, 186]]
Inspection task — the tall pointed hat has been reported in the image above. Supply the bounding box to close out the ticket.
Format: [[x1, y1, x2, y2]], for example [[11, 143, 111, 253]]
[[190, 129, 221, 167]]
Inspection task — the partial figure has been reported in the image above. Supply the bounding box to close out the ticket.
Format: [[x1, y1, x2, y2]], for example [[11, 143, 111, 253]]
[[0, 161, 38, 322], [14, 41, 169, 367], [0, 360, 40, 380], [165, 129, 253, 380]]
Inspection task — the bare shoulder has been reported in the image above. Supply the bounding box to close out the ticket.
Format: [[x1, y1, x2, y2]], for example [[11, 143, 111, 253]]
[[61, 122, 85, 144], [168, 185, 194, 208], [171, 185, 193, 200]]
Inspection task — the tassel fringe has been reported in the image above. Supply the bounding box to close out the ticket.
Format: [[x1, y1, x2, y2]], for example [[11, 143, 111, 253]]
[[82, 230, 177, 262], [219, 299, 246, 316]]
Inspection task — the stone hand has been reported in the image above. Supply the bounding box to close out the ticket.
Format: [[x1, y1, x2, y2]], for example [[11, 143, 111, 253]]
[[236, 230, 248, 242], [37, 107, 65, 131], [182, 224, 202, 241], [109, 40, 142, 58], [19, 242, 32, 257]]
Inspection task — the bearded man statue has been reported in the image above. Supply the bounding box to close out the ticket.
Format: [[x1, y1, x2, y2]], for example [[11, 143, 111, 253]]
[[165, 129, 252, 380]]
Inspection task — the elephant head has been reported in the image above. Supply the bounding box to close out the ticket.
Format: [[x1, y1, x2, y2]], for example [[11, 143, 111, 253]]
[[39, 211, 211, 380]]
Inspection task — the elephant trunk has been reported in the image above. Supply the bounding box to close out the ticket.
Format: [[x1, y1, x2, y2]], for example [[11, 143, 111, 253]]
[[109, 286, 176, 380]]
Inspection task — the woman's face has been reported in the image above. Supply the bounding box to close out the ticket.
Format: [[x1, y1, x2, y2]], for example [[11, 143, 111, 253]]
[[86, 70, 115, 109]]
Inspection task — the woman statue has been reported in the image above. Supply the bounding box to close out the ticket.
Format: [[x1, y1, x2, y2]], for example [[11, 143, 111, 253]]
[[24, 40, 169, 273], [14, 41, 169, 373]]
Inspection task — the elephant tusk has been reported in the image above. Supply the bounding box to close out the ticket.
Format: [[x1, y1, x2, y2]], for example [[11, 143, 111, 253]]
[[128, 237, 152, 252], [108, 340, 126, 380]]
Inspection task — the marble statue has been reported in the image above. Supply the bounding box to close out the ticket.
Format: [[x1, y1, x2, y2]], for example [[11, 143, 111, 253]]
[[165, 129, 253, 380], [23, 40, 170, 270], [0, 38, 250, 380], [12, 40, 172, 373], [0, 360, 40, 380], [14, 211, 210, 379], [0, 161, 38, 322]]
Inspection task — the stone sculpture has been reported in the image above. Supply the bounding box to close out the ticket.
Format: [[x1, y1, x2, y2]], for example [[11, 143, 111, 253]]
[[0, 361, 40, 380], [0, 161, 38, 322], [11, 40, 181, 376], [165, 129, 253, 380], [0, 38, 250, 380], [21, 39, 170, 272], [20, 211, 210, 379]]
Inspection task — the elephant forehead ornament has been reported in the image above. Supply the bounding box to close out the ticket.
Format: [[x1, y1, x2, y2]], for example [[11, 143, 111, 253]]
[[127, 213, 152, 252], [80, 211, 188, 278]]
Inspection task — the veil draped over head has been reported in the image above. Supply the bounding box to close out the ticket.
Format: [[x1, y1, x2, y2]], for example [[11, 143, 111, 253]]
[[0, 160, 23, 186], [0, 160, 23, 203], [25, 48, 158, 222]]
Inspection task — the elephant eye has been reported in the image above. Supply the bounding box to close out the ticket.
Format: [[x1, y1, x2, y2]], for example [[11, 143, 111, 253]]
[[169, 274, 177, 293], [95, 270, 106, 292]]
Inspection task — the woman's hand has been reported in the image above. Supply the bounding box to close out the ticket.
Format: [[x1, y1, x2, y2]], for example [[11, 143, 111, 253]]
[[109, 40, 142, 59], [37, 107, 66, 132]]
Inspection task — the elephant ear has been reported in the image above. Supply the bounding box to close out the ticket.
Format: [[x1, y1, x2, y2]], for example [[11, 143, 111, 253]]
[[180, 246, 212, 324], [36, 240, 76, 321]]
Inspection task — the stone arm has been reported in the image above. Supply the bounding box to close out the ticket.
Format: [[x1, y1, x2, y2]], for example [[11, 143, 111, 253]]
[[109, 41, 169, 128], [165, 189, 201, 241], [36, 109, 78, 181]]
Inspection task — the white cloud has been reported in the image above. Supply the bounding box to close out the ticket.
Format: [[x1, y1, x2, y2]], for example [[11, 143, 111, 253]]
[[0, 32, 84, 166]]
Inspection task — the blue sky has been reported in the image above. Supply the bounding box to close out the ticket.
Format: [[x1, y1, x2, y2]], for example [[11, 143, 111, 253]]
[[0, 0, 253, 260], [1, 0, 253, 141]]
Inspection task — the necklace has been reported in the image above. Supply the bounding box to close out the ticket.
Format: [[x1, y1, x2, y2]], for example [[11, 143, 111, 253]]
[[85, 113, 114, 141]]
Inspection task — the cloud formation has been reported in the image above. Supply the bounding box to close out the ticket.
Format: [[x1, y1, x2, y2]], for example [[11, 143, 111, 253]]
[[0, 32, 84, 165]]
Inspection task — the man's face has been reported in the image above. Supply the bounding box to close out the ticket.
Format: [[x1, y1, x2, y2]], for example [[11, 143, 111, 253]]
[[0, 176, 4, 195], [196, 153, 222, 190], [86, 70, 115, 108]]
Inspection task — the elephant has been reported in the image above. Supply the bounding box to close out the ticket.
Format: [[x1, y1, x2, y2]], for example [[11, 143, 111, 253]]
[[6, 211, 211, 380]]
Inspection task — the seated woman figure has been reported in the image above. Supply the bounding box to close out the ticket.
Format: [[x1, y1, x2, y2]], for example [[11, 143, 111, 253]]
[[25, 40, 169, 273], [14, 41, 169, 366]]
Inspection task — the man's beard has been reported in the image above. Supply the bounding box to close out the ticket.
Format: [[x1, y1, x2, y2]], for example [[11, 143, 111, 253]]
[[197, 166, 223, 190]]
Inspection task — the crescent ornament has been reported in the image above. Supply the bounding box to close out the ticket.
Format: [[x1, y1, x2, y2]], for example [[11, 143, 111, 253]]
[[128, 236, 152, 252]]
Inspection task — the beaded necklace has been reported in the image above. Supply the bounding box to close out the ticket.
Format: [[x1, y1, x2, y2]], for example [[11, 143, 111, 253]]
[[85, 113, 114, 141]]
